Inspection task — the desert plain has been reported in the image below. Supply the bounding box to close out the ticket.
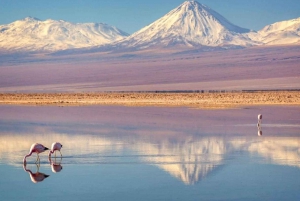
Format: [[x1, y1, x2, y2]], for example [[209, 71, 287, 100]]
[[0, 45, 300, 109], [0, 91, 299, 109]]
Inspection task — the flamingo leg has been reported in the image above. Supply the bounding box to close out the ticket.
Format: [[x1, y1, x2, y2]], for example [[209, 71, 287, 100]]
[[35, 157, 41, 164], [36, 161, 40, 168], [59, 150, 62, 158], [35, 154, 39, 163], [55, 151, 56, 158]]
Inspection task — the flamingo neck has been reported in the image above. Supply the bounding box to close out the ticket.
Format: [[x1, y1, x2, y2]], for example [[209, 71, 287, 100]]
[[48, 150, 54, 156], [23, 152, 33, 163], [23, 165, 33, 174]]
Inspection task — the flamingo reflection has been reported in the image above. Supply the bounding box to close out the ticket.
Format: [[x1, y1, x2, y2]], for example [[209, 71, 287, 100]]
[[258, 130, 263, 136], [49, 157, 63, 173], [23, 164, 50, 183], [257, 123, 262, 136]]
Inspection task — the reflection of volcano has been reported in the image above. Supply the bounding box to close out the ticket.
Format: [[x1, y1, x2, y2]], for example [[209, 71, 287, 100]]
[[135, 138, 227, 185]]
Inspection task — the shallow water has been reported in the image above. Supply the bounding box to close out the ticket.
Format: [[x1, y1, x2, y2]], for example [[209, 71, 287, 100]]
[[0, 105, 299, 201]]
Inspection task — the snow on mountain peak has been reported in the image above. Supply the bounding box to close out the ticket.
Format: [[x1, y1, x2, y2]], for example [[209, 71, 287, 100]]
[[22, 16, 41, 22], [1, 2, 299, 54], [177, 1, 250, 33], [247, 17, 300, 45], [111, 0, 254, 50], [0, 17, 129, 52]]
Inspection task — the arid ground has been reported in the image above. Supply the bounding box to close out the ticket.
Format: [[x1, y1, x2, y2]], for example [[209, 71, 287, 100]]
[[1, 45, 299, 108], [1, 91, 299, 109], [0, 45, 299, 92]]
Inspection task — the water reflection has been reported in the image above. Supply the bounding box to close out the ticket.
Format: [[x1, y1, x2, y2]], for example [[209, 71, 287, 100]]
[[1, 132, 299, 185], [49, 157, 63, 173], [134, 137, 226, 185], [257, 122, 263, 136], [23, 164, 50, 183]]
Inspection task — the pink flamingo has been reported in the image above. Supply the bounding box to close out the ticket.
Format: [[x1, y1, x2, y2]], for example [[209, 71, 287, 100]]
[[48, 142, 63, 158], [23, 143, 49, 164]]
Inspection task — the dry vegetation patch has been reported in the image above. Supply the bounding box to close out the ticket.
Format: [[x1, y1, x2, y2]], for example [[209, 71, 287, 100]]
[[0, 92, 299, 109]]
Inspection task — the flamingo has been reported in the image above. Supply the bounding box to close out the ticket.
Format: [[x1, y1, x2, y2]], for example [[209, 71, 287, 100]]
[[48, 142, 63, 158], [23, 164, 50, 183], [258, 114, 262, 124], [23, 143, 49, 164]]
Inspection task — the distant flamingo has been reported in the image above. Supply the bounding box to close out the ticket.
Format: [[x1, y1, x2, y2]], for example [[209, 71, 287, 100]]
[[258, 114, 262, 124], [49, 142, 63, 158], [23, 143, 49, 164], [23, 164, 49, 183]]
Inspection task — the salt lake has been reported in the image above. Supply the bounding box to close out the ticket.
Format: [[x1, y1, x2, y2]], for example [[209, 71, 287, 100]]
[[0, 105, 299, 201]]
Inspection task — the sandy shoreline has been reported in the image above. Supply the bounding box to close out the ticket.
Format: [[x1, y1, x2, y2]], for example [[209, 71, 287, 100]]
[[0, 91, 299, 109]]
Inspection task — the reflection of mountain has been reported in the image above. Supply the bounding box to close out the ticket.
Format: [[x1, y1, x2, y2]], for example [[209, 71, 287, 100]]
[[135, 138, 227, 185], [248, 139, 300, 168], [0, 133, 299, 185]]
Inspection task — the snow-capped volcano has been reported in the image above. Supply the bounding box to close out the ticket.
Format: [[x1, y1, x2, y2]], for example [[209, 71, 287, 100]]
[[248, 17, 300, 45], [0, 17, 128, 52], [109, 1, 255, 50]]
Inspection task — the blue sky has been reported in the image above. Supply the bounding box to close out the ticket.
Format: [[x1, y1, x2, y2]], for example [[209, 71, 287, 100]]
[[1, 0, 300, 33]]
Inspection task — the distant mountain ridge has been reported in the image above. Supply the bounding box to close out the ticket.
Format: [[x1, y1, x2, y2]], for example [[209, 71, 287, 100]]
[[248, 17, 300, 45], [0, 17, 128, 52], [0, 1, 299, 54]]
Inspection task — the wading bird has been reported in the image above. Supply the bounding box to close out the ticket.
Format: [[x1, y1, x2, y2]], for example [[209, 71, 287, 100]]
[[49, 142, 63, 158], [258, 114, 262, 124], [23, 143, 49, 164]]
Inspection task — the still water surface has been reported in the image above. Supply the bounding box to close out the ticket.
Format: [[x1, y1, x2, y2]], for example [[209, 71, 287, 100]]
[[0, 105, 299, 201]]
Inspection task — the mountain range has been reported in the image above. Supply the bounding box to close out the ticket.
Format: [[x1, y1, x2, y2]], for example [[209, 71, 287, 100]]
[[0, 1, 299, 54], [0, 17, 128, 52]]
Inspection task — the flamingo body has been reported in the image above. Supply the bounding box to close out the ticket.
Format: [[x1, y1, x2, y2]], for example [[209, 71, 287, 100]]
[[49, 142, 63, 158], [258, 114, 262, 125], [258, 114, 262, 120], [23, 143, 49, 164]]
